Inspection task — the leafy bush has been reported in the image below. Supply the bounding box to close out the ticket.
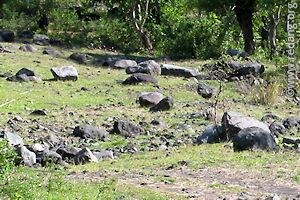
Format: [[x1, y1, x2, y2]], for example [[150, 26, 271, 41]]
[[0, 139, 16, 180]]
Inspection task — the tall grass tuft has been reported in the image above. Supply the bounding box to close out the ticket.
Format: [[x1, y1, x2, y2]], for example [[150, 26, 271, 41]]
[[251, 82, 282, 106]]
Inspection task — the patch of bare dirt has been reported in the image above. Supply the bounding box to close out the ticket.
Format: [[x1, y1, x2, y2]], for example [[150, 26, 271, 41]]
[[66, 166, 300, 199]]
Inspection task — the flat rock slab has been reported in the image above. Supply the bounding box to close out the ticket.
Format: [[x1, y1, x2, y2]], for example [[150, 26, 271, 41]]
[[222, 112, 270, 140], [51, 66, 78, 81], [107, 59, 137, 69], [43, 47, 63, 58], [123, 73, 158, 85], [233, 127, 276, 151], [161, 64, 199, 78]]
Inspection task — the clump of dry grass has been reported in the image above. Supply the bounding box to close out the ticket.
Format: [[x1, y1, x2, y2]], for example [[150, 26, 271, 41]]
[[251, 82, 282, 106]]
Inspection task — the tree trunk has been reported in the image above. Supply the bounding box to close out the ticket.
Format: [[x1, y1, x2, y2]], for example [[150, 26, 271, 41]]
[[137, 29, 153, 50], [268, 7, 281, 57], [234, 0, 256, 54]]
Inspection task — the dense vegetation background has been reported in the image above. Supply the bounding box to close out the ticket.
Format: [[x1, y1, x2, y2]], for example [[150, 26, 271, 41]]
[[0, 0, 299, 60]]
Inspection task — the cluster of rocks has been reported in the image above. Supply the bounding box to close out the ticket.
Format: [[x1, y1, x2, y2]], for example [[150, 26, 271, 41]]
[[197, 111, 300, 151], [203, 58, 265, 81]]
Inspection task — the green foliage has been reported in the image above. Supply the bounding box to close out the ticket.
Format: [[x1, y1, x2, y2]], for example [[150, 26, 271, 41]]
[[0, 139, 16, 180]]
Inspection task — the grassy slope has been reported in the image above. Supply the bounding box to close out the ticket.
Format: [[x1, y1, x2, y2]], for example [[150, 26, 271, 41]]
[[0, 42, 299, 199]]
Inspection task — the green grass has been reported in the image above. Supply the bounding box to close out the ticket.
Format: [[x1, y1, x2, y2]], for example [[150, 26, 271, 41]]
[[0, 42, 299, 199]]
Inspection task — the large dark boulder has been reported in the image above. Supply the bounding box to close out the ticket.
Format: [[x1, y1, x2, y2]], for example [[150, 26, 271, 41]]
[[161, 64, 199, 78], [233, 61, 265, 77], [56, 146, 80, 161], [233, 127, 276, 151], [196, 125, 225, 144], [7, 68, 42, 82], [51, 66, 78, 81], [112, 120, 145, 138], [122, 73, 158, 85], [17, 30, 33, 39], [197, 83, 213, 99], [0, 30, 15, 42], [221, 112, 270, 140], [73, 125, 109, 141], [150, 96, 174, 112], [137, 92, 164, 107]]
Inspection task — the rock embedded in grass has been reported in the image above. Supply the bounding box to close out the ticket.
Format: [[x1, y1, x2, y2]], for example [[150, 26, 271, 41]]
[[106, 58, 137, 69], [197, 124, 225, 144], [93, 150, 114, 160], [161, 64, 200, 78], [122, 73, 158, 85], [43, 47, 64, 58], [33, 34, 49, 45], [74, 147, 98, 165], [69, 52, 93, 64], [233, 127, 276, 151], [6, 68, 42, 82], [51, 66, 78, 81], [150, 96, 174, 112], [269, 122, 286, 137], [16, 146, 36, 167], [19, 44, 37, 52], [282, 117, 300, 129], [2, 131, 24, 146], [197, 83, 213, 99], [137, 92, 164, 107], [73, 125, 109, 141], [112, 120, 145, 138]]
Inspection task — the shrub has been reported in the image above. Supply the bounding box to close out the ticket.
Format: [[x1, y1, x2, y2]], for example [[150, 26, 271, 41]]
[[251, 82, 282, 106], [0, 139, 16, 180]]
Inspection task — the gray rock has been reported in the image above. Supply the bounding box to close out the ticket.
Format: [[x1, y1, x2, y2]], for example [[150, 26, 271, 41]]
[[261, 113, 280, 123], [51, 66, 78, 81], [233, 127, 276, 151], [108, 59, 137, 69], [93, 150, 114, 160], [69, 53, 93, 64], [197, 124, 225, 144], [197, 83, 213, 99], [73, 125, 109, 141], [74, 147, 98, 165], [150, 119, 167, 127], [282, 137, 300, 145], [150, 96, 174, 112], [43, 135, 61, 148], [282, 117, 300, 129], [233, 61, 265, 77], [19, 44, 37, 52], [221, 112, 270, 140], [137, 92, 164, 107], [56, 146, 80, 161], [269, 122, 286, 137], [122, 73, 158, 85], [17, 30, 33, 39], [32, 143, 45, 152], [0, 30, 15, 42], [30, 109, 47, 116], [42, 149, 63, 164], [33, 34, 49, 45], [3, 131, 24, 146], [126, 60, 161, 76], [17, 146, 36, 167], [112, 120, 145, 138], [227, 49, 249, 58], [43, 47, 63, 58], [7, 68, 41, 82], [161, 64, 199, 78]]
